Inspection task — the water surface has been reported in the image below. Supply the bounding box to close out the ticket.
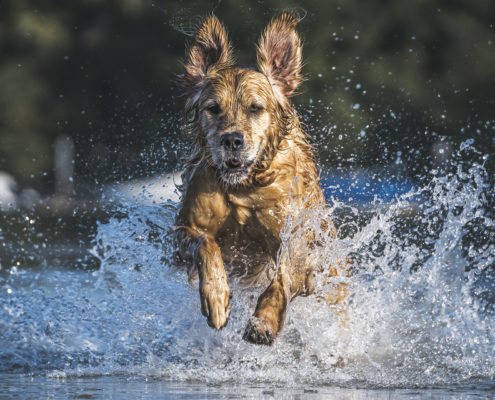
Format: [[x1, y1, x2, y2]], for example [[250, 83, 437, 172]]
[[1, 142, 494, 398]]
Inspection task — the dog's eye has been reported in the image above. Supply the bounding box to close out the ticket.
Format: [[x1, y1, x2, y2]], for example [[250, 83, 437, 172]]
[[249, 104, 263, 113], [206, 103, 220, 115]]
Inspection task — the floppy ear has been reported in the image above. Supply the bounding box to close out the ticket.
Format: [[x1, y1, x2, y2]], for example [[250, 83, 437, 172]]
[[181, 15, 233, 93], [256, 13, 303, 102]]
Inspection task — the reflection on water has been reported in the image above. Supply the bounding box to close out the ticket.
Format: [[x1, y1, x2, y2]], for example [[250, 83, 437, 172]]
[[1, 373, 495, 400], [0, 142, 494, 395]]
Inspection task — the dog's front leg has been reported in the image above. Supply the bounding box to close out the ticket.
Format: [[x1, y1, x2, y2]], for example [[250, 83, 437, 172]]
[[197, 234, 231, 330], [175, 227, 230, 330], [243, 270, 289, 345]]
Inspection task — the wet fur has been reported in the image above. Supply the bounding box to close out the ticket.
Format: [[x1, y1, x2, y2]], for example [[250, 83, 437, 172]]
[[174, 13, 343, 345]]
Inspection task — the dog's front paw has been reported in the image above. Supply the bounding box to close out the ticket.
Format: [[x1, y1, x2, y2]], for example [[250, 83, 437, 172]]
[[243, 317, 276, 345], [199, 281, 231, 330]]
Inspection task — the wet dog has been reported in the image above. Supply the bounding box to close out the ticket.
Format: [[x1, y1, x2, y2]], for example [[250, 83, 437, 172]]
[[174, 13, 344, 345]]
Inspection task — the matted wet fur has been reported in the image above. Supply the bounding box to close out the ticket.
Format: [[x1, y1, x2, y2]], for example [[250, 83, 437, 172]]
[[173, 13, 345, 345]]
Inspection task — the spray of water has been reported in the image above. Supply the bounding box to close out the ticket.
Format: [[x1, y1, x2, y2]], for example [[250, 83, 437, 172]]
[[0, 141, 493, 388]]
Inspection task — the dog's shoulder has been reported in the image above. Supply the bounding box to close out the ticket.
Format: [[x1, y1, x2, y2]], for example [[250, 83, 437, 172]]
[[177, 162, 230, 231], [273, 124, 325, 207]]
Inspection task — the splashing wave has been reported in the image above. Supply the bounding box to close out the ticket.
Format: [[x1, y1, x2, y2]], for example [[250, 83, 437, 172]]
[[1, 142, 493, 388]]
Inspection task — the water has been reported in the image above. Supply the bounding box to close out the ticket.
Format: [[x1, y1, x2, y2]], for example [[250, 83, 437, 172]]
[[1, 142, 494, 398]]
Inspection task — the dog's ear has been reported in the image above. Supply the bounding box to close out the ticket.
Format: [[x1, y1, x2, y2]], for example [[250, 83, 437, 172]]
[[181, 15, 233, 94], [257, 13, 303, 102]]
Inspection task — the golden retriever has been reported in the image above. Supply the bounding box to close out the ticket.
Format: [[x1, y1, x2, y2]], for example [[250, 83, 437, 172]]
[[173, 13, 345, 345]]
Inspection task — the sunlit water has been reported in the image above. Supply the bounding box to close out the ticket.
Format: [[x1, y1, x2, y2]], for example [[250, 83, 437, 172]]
[[1, 142, 494, 398]]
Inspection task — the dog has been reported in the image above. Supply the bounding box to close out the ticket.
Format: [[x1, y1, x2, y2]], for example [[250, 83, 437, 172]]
[[173, 13, 345, 345]]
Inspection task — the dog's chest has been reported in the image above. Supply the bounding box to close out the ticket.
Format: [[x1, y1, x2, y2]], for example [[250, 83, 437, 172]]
[[217, 193, 282, 279], [226, 189, 288, 237]]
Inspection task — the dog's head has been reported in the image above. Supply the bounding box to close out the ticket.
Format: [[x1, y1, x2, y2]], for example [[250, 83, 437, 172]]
[[180, 13, 303, 186]]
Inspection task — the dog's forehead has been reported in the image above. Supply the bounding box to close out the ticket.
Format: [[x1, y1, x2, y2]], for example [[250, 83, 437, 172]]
[[207, 67, 272, 96]]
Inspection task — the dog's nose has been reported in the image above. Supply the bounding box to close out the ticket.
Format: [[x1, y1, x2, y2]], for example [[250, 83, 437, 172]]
[[220, 132, 244, 150]]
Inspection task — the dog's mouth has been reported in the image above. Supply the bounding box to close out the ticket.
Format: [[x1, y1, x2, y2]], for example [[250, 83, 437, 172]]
[[220, 158, 255, 184], [225, 158, 254, 170], [225, 159, 242, 169]]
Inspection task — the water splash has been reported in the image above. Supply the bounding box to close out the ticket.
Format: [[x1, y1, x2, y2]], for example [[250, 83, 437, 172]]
[[0, 142, 493, 388]]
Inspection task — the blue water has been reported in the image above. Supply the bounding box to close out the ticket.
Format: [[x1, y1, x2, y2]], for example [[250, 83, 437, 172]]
[[1, 373, 495, 399], [0, 142, 494, 398]]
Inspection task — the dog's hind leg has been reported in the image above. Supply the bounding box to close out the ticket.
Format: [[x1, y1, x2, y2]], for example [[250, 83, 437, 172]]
[[325, 262, 350, 327]]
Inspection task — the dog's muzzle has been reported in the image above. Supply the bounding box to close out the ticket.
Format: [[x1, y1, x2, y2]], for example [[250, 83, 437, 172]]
[[218, 132, 255, 184]]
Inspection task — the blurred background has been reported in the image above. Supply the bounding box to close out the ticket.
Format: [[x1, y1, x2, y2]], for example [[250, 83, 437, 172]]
[[0, 0, 494, 268]]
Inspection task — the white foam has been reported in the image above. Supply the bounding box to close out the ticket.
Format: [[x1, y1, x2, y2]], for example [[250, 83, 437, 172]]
[[1, 143, 494, 388]]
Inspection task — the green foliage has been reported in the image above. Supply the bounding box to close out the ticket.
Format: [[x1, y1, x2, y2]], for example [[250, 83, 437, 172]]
[[0, 0, 493, 191]]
